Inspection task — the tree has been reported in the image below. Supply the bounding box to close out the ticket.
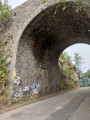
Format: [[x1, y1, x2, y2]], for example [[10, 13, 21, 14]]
[[59, 51, 78, 90], [0, 0, 12, 23], [83, 70, 90, 78], [60, 51, 72, 64], [73, 53, 84, 80]]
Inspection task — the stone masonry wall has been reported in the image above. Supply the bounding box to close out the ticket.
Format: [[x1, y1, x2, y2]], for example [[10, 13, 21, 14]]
[[1, 0, 90, 101]]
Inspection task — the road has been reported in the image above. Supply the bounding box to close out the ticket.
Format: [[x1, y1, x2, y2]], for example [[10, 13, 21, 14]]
[[0, 87, 90, 120]]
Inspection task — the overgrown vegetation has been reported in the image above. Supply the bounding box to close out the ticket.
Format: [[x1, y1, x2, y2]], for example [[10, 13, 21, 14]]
[[41, 0, 88, 13], [0, 0, 12, 23], [59, 51, 78, 90], [0, 39, 9, 107], [0, 0, 12, 107], [79, 70, 90, 87], [73, 53, 84, 80], [83, 70, 90, 78]]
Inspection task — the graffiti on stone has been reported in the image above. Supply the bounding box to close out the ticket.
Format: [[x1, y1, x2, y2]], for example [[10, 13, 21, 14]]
[[14, 76, 20, 85], [12, 75, 41, 102], [31, 83, 40, 95], [33, 89, 38, 94], [12, 90, 15, 94], [14, 71, 16, 78], [24, 81, 27, 85], [19, 88, 22, 93], [15, 92, 22, 98], [15, 93, 20, 97], [23, 86, 29, 92]]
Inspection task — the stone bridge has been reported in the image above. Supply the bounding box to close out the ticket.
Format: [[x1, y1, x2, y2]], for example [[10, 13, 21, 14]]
[[3, 0, 90, 99]]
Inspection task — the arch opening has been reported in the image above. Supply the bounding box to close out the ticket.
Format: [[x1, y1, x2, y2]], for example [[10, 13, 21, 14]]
[[15, 2, 90, 97], [58, 43, 90, 90], [61, 43, 90, 88]]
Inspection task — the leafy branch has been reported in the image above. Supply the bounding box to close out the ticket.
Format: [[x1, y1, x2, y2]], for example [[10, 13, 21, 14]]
[[0, 0, 12, 23]]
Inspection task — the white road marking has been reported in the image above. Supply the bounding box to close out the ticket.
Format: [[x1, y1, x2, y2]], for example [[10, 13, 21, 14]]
[[56, 107, 63, 110]]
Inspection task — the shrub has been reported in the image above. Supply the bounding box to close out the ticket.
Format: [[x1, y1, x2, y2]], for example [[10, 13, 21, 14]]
[[0, 0, 12, 107], [0, 0, 12, 23], [0, 39, 8, 107]]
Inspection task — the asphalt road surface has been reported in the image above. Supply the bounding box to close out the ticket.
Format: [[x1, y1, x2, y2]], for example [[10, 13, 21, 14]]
[[0, 87, 90, 120]]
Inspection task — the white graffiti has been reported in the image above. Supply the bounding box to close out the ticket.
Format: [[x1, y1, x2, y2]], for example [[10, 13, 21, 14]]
[[15, 92, 22, 98], [19, 88, 22, 93], [33, 89, 38, 94], [14, 76, 21, 85], [23, 86, 29, 91], [15, 93, 20, 97]]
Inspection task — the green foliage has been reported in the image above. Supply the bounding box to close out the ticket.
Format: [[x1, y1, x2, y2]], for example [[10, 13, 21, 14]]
[[59, 51, 76, 90], [68, 65, 76, 70], [0, 39, 8, 107], [83, 70, 90, 78], [11, 96, 36, 105], [41, 0, 88, 13], [0, 1, 12, 107], [0, 0, 11, 107], [40, 7, 43, 12], [60, 68, 74, 90], [73, 53, 84, 79], [59, 51, 72, 64], [62, 6, 66, 11], [0, 0, 12, 23], [63, 68, 71, 80], [42, 0, 48, 4], [61, 0, 67, 4]]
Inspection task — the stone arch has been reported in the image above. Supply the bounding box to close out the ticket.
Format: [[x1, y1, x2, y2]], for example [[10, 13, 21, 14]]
[[14, 1, 90, 97]]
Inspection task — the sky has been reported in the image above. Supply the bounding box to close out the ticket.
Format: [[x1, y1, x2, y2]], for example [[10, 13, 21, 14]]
[[65, 44, 90, 73], [3, 0, 90, 72], [2, 0, 27, 8]]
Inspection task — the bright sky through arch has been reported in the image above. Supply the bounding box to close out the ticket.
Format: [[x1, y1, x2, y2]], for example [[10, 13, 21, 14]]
[[65, 44, 90, 73]]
